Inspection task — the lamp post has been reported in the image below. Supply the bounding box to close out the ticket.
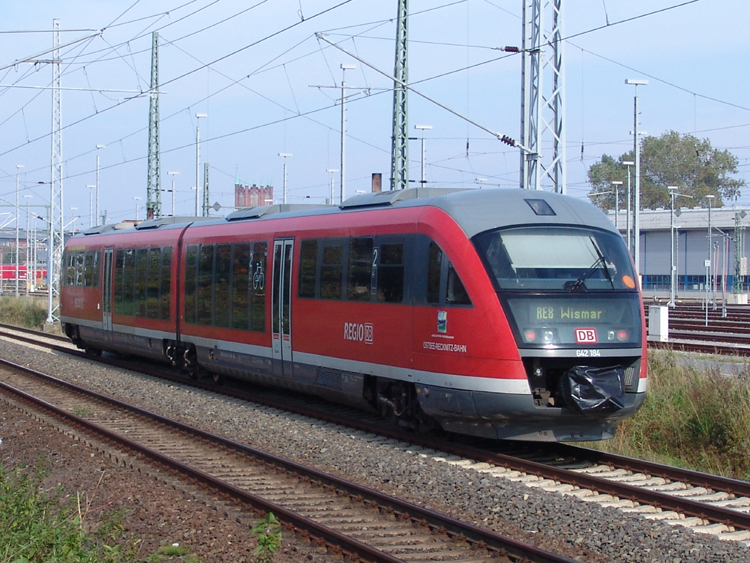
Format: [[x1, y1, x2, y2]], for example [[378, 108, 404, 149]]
[[133, 197, 142, 221], [195, 113, 207, 216], [414, 124, 432, 185], [340, 63, 355, 203], [278, 153, 292, 204], [24, 195, 32, 294], [86, 185, 96, 228], [667, 186, 693, 307], [622, 161, 634, 254], [15, 164, 23, 297], [167, 171, 179, 216], [95, 144, 105, 225], [625, 79, 648, 276], [611, 181, 623, 232], [69, 207, 78, 234], [326, 168, 338, 204]]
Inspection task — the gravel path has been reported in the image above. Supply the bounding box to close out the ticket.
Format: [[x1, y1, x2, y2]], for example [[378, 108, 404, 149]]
[[1, 338, 748, 563]]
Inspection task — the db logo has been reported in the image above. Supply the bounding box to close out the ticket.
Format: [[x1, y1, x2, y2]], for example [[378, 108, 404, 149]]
[[575, 328, 598, 344]]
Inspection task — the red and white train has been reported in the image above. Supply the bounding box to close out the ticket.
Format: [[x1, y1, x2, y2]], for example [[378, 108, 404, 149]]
[[61, 188, 647, 441]]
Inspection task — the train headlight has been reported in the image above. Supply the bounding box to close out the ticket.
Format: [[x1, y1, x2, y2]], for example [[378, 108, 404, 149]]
[[542, 329, 558, 344], [523, 328, 558, 344], [607, 329, 630, 342]]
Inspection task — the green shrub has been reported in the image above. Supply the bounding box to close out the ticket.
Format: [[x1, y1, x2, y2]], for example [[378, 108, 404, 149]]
[[0, 297, 49, 330], [599, 350, 750, 480]]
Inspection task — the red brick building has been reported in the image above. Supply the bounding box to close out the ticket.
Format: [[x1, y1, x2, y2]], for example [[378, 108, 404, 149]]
[[234, 182, 274, 209]]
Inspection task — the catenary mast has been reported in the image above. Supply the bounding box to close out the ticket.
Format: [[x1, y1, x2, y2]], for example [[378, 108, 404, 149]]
[[146, 32, 161, 219]]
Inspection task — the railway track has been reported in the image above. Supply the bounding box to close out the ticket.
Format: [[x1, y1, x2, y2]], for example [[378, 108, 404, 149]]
[[0, 357, 577, 563], [643, 303, 750, 355], [3, 324, 750, 547]]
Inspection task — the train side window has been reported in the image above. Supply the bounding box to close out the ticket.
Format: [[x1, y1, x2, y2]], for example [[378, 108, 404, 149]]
[[231, 244, 250, 330], [447, 263, 471, 305], [427, 242, 443, 304], [347, 237, 373, 301], [63, 251, 75, 286], [250, 242, 267, 332], [298, 240, 318, 298], [214, 244, 231, 328], [320, 243, 343, 300], [377, 243, 404, 303], [114, 249, 125, 315], [123, 249, 136, 317], [84, 251, 99, 287], [197, 245, 214, 325], [135, 248, 148, 317], [185, 245, 198, 324], [146, 248, 161, 319], [160, 247, 172, 321], [426, 241, 472, 306]]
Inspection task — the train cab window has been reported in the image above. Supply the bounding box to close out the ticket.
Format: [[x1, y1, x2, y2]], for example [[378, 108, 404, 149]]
[[320, 243, 343, 300], [298, 240, 317, 298], [426, 241, 472, 306], [473, 226, 637, 292], [347, 237, 373, 301], [377, 243, 404, 303]]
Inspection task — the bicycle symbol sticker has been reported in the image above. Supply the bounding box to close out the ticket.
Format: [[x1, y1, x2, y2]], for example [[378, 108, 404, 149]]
[[253, 262, 265, 290]]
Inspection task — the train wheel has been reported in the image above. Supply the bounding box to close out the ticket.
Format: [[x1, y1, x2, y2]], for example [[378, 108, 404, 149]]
[[84, 348, 102, 357]]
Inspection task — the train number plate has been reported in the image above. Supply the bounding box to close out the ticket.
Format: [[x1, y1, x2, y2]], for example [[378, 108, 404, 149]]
[[575, 328, 598, 344]]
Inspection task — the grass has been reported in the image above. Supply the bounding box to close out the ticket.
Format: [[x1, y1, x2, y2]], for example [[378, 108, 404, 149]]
[[0, 462, 138, 562], [592, 349, 750, 481], [0, 296, 50, 331]]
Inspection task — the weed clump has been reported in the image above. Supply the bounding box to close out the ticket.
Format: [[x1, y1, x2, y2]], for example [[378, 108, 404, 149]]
[[603, 350, 750, 480]]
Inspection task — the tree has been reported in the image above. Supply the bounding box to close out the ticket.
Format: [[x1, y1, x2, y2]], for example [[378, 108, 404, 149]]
[[587, 131, 745, 212]]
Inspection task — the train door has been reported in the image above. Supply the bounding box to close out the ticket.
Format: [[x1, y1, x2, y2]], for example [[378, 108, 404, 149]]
[[271, 239, 294, 379], [102, 248, 114, 333]]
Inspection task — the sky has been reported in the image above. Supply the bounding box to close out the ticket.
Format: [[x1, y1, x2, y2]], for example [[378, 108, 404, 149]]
[[0, 0, 748, 230]]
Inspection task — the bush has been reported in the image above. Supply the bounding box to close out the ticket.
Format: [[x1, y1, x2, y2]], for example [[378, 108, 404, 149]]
[[601, 350, 750, 480], [0, 297, 49, 330]]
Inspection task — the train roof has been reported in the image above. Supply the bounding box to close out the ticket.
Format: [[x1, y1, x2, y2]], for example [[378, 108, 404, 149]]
[[72, 188, 615, 241]]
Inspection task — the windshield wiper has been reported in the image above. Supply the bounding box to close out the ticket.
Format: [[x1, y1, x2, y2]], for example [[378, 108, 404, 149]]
[[567, 238, 615, 292], [567, 256, 604, 291]]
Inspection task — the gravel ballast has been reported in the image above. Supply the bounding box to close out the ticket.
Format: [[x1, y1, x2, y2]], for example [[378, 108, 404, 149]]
[[1, 338, 747, 563]]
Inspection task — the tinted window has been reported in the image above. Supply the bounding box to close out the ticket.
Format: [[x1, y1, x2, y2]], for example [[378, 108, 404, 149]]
[[299, 240, 317, 298], [214, 244, 231, 328], [377, 243, 404, 303], [232, 244, 250, 330], [185, 245, 198, 324], [320, 244, 343, 300], [347, 238, 373, 301], [250, 242, 267, 332]]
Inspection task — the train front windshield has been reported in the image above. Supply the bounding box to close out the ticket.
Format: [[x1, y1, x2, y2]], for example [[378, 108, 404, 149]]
[[474, 226, 642, 348]]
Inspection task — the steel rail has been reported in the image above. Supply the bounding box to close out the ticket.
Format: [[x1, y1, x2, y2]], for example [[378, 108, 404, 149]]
[[0, 357, 579, 563]]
